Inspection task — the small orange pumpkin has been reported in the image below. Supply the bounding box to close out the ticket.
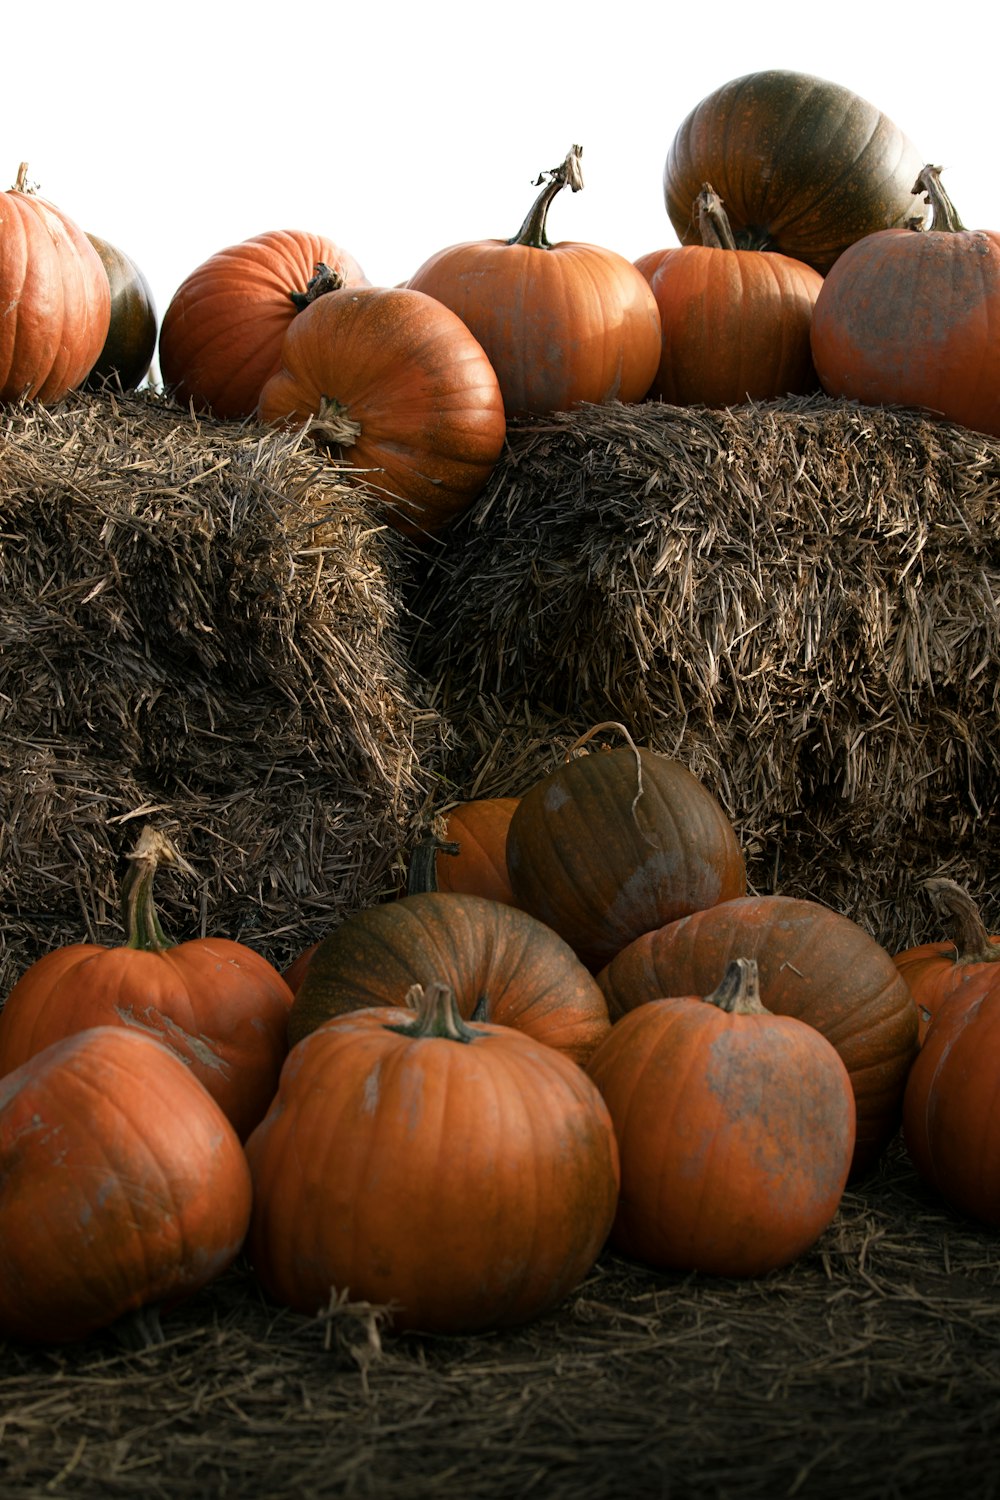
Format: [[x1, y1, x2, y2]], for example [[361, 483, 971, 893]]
[[408, 797, 521, 905], [894, 878, 1000, 1044]]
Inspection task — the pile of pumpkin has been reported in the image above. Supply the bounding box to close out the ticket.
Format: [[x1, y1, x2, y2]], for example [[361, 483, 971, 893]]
[[1, 726, 997, 1347], [4, 67, 1000, 544]]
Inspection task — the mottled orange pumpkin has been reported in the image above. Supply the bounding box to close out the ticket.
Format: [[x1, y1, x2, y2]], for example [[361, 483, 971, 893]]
[[893, 878, 1000, 1044]]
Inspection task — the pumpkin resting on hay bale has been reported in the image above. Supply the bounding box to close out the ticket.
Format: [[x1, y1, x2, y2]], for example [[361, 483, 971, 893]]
[[411, 396, 1000, 953], [0, 389, 444, 993]]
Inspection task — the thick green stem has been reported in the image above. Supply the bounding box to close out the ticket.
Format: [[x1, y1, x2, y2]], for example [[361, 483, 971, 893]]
[[387, 981, 482, 1043], [696, 184, 738, 251], [704, 957, 767, 1016], [923, 878, 1000, 965], [507, 145, 584, 249], [121, 825, 194, 952], [406, 828, 459, 895], [912, 165, 967, 233]]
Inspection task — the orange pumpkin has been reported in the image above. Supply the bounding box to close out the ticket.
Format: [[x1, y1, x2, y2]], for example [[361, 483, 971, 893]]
[[0, 826, 293, 1141], [247, 980, 620, 1333], [0, 1026, 252, 1344], [587, 959, 855, 1275], [893, 878, 1000, 1044]]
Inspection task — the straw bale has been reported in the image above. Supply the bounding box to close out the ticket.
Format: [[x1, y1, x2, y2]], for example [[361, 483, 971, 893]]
[[0, 388, 445, 992], [411, 396, 1000, 951]]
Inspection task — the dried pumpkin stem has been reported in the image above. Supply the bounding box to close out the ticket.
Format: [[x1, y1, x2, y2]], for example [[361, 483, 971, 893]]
[[565, 720, 648, 835], [406, 827, 460, 895], [912, 165, 967, 233], [386, 981, 482, 1043], [704, 957, 767, 1016], [696, 184, 739, 251], [122, 824, 195, 953], [923, 878, 1000, 965], [288, 261, 346, 311], [508, 145, 584, 250], [310, 397, 362, 451]]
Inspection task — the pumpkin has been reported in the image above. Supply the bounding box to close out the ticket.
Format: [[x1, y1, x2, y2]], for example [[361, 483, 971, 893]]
[[84, 232, 158, 391], [663, 71, 929, 276], [635, 184, 823, 406], [0, 1026, 252, 1344], [407, 796, 521, 905], [597, 894, 918, 1177], [247, 980, 620, 1333], [0, 162, 111, 402], [158, 230, 368, 419], [810, 165, 1000, 439], [286, 890, 611, 1065], [505, 724, 746, 972], [0, 826, 293, 1141], [406, 145, 662, 418], [893, 878, 1000, 1044], [586, 958, 855, 1275], [902, 984, 1000, 1227], [257, 283, 507, 538]]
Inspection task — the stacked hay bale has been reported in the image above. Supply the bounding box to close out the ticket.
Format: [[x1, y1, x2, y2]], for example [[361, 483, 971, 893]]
[[0, 389, 445, 993], [411, 396, 1000, 952]]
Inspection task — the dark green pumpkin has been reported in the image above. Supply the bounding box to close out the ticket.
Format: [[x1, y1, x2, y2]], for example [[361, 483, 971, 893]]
[[85, 233, 158, 390], [663, 70, 928, 276]]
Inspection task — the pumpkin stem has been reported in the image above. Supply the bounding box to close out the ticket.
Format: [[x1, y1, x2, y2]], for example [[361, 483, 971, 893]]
[[911, 165, 967, 234], [406, 819, 460, 896], [288, 262, 346, 312], [121, 825, 195, 953], [696, 184, 738, 251], [386, 981, 483, 1043], [922, 878, 1000, 966], [310, 396, 363, 452], [704, 957, 767, 1016], [564, 721, 651, 844], [110, 1302, 165, 1349], [507, 145, 584, 250]]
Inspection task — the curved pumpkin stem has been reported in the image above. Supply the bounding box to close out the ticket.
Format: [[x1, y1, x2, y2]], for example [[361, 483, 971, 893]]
[[696, 184, 738, 251], [406, 816, 460, 896], [507, 145, 584, 250], [13, 162, 32, 194], [288, 261, 346, 312], [564, 721, 650, 840], [911, 165, 967, 233], [121, 825, 195, 953], [704, 957, 767, 1016], [922, 878, 1000, 965], [387, 981, 482, 1043]]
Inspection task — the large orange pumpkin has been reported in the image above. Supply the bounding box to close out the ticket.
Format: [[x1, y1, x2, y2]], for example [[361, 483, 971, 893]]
[[597, 894, 918, 1177], [158, 229, 368, 418], [0, 162, 111, 402], [407, 145, 662, 418], [810, 165, 1000, 439], [0, 1026, 252, 1344], [286, 890, 611, 1065], [587, 959, 855, 1275], [893, 878, 1000, 1044], [257, 284, 507, 538], [663, 71, 929, 275], [635, 184, 823, 407], [0, 826, 293, 1141], [247, 980, 620, 1333]]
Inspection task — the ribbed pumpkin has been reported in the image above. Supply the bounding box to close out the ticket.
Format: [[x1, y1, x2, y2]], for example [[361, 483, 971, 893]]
[[903, 987, 1000, 1227], [407, 145, 661, 418], [247, 981, 620, 1333], [663, 71, 928, 275], [587, 959, 855, 1275], [287, 890, 611, 1065], [158, 229, 368, 418], [635, 184, 823, 406], [810, 165, 1000, 439], [0, 1026, 252, 1344], [408, 797, 521, 905], [505, 725, 746, 972], [597, 894, 918, 1177], [894, 878, 1000, 1044], [0, 162, 111, 402], [84, 232, 158, 391], [257, 284, 507, 538], [0, 827, 293, 1141]]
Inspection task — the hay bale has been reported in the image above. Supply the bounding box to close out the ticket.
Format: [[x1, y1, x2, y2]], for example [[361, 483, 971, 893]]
[[0, 388, 445, 993], [411, 396, 1000, 952]]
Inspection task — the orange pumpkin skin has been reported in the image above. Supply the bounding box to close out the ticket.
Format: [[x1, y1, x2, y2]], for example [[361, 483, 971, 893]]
[[811, 167, 1000, 438], [428, 797, 521, 904], [0, 829, 293, 1141], [893, 880, 1000, 1045], [246, 986, 620, 1333], [634, 235, 823, 406], [597, 895, 918, 1178], [158, 229, 368, 419], [586, 961, 855, 1275], [0, 166, 111, 402], [903, 990, 1000, 1227], [505, 743, 746, 973], [287, 891, 611, 1065], [0, 1026, 252, 1344], [257, 285, 507, 538], [407, 148, 661, 419]]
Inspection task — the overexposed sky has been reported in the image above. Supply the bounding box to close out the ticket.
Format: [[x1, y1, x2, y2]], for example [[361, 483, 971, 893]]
[[3, 1, 992, 330]]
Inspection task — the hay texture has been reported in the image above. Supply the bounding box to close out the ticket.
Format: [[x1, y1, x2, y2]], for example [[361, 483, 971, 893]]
[[412, 396, 1000, 952], [0, 388, 444, 993]]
